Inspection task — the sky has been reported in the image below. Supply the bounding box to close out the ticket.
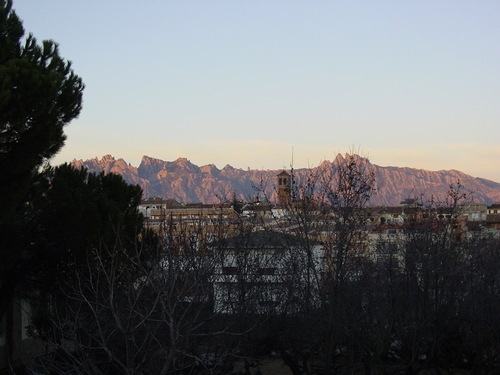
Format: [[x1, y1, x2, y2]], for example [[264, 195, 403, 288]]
[[12, 1, 500, 181]]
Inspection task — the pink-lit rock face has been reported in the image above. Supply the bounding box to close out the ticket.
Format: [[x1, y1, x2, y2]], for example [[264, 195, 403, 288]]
[[72, 154, 500, 205]]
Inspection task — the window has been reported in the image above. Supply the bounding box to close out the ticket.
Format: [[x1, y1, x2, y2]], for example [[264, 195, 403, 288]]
[[222, 267, 239, 275], [258, 267, 276, 275], [376, 243, 398, 255]]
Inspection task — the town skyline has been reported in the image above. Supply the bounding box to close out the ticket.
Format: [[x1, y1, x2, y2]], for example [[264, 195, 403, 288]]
[[13, 1, 500, 182]]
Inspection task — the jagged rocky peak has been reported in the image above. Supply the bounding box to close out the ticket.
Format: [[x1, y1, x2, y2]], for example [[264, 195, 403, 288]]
[[140, 155, 164, 166], [71, 154, 119, 174], [319, 160, 332, 169], [140, 156, 198, 171], [100, 154, 115, 162], [110, 158, 135, 174], [91, 154, 116, 168], [200, 164, 220, 175], [173, 157, 199, 173], [72, 154, 500, 205], [136, 156, 164, 181], [137, 155, 201, 179], [332, 152, 370, 165], [333, 152, 355, 164], [71, 158, 84, 168]]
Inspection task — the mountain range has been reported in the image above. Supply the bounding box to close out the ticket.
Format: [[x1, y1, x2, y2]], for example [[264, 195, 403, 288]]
[[71, 154, 500, 206]]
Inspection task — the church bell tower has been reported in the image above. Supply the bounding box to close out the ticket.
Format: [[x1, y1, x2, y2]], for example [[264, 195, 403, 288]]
[[277, 171, 291, 205]]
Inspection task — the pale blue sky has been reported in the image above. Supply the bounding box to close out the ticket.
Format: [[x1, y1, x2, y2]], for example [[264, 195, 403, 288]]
[[13, 1, 500, 181]]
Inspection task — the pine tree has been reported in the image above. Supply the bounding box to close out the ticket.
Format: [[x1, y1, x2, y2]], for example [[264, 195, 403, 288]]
[[0, 0, 84, 328], [0, 0, 84, 214]]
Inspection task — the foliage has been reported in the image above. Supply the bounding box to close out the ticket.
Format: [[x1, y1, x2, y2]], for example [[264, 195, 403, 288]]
[[0, 0, 84, 328], [30, 164, 144, 261], [0, 0, 84, 214]]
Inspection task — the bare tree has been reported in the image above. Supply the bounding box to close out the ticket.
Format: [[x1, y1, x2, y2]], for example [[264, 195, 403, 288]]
[[30, 218, 239, 375], [385, 183, 470, 371], [262, 154, 376, 374]]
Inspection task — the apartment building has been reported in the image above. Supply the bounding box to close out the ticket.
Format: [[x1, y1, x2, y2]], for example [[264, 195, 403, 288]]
[[139, 198, 240, 232], [212, 230, 324, 314]]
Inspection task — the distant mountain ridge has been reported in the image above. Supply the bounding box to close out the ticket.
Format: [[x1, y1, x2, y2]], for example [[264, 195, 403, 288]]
[[71, 154, 500, 206]]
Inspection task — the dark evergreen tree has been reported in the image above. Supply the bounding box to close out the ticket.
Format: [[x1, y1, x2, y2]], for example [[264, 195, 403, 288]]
[[26, 164, 148, 346], [30, 164, 144, 266], [0, 0, 84, 343], [0, 0, 84, 214]]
